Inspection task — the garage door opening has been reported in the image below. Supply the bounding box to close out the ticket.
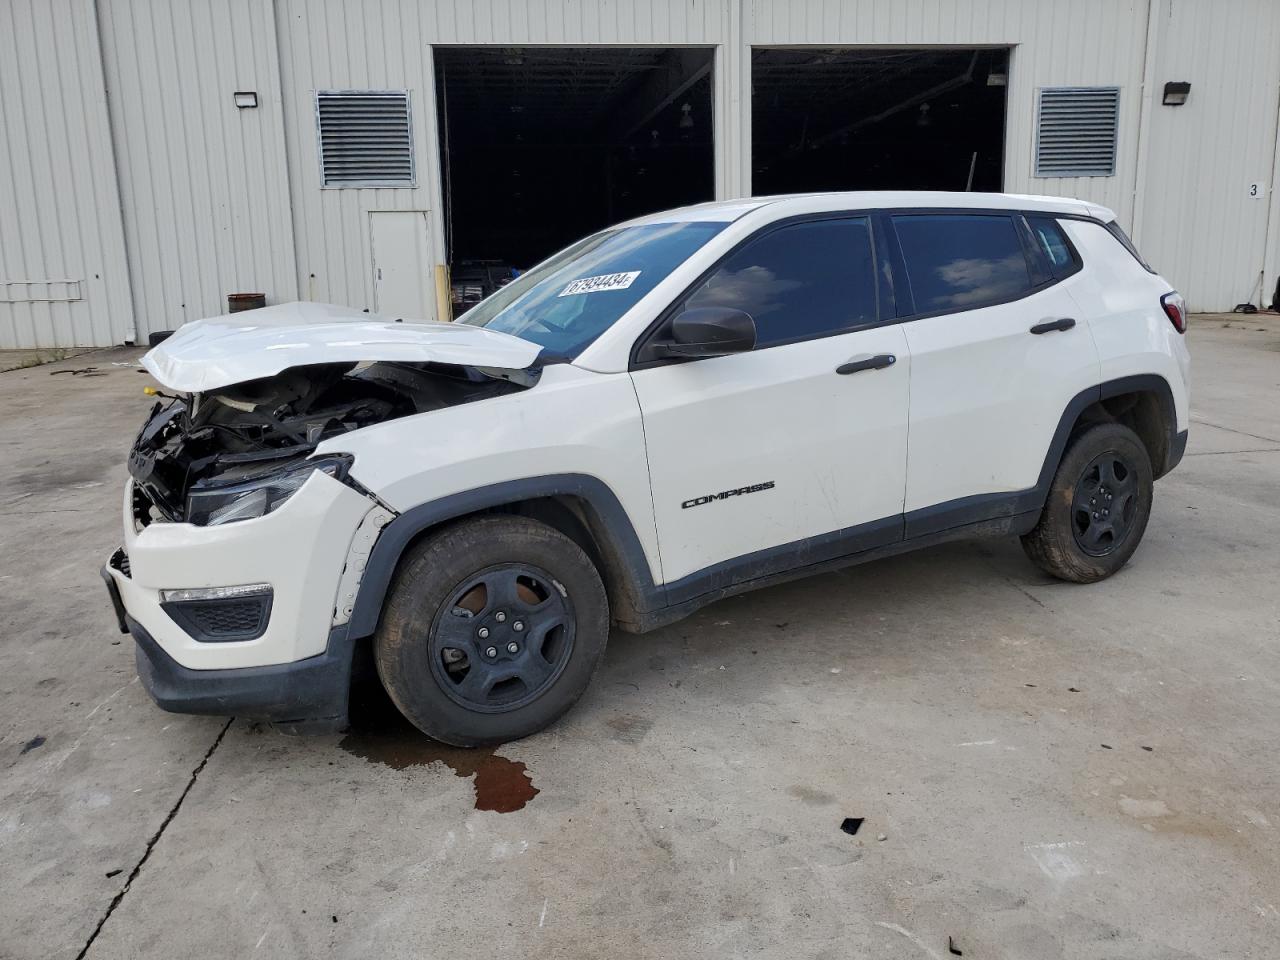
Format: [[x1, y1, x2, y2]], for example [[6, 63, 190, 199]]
[[751, 47, 1009, 196], [434, 46, 715, 312]]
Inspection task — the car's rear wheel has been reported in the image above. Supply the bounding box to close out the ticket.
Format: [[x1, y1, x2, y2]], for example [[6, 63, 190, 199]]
[[1021, 422, 1154, 583], [374, 515, 609, 746]]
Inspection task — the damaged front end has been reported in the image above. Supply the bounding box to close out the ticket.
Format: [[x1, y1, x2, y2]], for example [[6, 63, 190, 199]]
[[129, 361, 529, 527]]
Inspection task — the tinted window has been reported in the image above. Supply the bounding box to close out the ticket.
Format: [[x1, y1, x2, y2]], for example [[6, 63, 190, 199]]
[[892, 215, 1033, 313], [682, 218, 877, 347], [1027, 216, 1076, 274], [459, 221, 727, 357]]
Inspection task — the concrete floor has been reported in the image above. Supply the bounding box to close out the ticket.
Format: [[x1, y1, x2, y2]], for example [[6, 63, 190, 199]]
[[2, 316, 1278, 960]]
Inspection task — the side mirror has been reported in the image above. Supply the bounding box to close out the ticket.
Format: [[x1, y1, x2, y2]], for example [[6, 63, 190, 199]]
[[662, 307, 756, 358]]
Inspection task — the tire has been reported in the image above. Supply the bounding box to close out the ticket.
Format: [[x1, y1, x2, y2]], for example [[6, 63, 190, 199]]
[[1020, 422, 1154, 583], [374, 515, 609, 746]]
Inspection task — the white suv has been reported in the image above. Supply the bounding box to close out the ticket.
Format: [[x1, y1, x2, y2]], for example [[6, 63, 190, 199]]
[[103, 191, 1190, 745]]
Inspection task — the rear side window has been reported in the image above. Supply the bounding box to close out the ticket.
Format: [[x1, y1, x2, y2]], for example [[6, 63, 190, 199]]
[[1026, 216, 1080, 278], [892, 214, 1033, 313], [683, 217, 877, 348]]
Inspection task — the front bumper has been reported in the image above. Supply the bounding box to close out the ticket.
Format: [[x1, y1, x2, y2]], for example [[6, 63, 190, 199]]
[[103, 470, 382, 730], [127, 614, 354, 733], [103, 472, 375, 671]]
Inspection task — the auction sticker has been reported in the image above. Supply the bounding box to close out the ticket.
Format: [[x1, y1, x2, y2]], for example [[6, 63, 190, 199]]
[[558, 271, 641, 297]]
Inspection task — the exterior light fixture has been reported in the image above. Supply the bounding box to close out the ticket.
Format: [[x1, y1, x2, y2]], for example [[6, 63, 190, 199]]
[[679, 103, 694, 129], [1162, 82, 1190, 106], [233, 91, 258, 109]]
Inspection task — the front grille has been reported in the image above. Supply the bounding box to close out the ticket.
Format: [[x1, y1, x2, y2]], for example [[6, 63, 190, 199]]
[[161, 592, 273, 643]]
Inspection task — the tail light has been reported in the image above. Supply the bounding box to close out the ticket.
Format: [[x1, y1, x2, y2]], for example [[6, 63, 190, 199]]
[[1161, 291, 1187, 334]]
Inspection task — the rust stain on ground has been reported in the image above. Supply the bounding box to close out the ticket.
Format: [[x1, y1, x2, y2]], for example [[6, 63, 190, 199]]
[[339, 689, 538, 813]]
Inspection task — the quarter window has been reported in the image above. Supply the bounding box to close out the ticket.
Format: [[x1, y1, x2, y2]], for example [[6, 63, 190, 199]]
[[1027, 216, 1076, 275], [683, 217, 878, 348], [892, 215, 1034, 313]]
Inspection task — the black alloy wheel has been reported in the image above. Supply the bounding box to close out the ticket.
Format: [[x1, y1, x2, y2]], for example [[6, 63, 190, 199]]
[[1070, 451, 1141, 556], [1020, 422, 1154, 583], [429, 564, 576, 713], [374, 515, 610, 746]]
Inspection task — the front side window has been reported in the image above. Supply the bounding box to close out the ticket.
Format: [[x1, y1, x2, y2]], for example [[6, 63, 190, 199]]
[[459, 221, 727, 357], [681, 217, 878, 348], [892, 214, 1033, 313]]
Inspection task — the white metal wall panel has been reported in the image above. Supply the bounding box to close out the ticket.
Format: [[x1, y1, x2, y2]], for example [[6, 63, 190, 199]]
[[98, 0, 297, 339], [743, 0, 1151, 225], [0, 0, 133, 348], [1134, 0, 1280, 312], [10, 0, 1280, 351], [274, 0, 733, 319]]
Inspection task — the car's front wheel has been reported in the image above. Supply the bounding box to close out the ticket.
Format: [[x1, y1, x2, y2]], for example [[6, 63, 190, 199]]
[[1021, 422, 1155, 583], [374, 515, 609, 746]]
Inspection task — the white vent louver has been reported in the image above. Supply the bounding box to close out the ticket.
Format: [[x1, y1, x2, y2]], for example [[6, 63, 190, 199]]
[[1035, 87, 1120, 178], [316, 90, 414, 187]]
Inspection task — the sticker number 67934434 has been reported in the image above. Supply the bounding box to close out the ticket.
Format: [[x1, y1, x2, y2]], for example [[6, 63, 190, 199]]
[[558, 271, 641, 297]]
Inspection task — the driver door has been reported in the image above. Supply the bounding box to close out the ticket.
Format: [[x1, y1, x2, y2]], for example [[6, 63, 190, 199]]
[[629, 216, 911, 596]]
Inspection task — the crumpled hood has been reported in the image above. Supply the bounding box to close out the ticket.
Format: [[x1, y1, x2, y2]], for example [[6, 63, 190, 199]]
[[142, 301, 543, 392]]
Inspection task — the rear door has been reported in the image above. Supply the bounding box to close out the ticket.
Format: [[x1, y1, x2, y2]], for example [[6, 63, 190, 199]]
[[630, 215, 910, 594], [889, 212, 1101, 535]]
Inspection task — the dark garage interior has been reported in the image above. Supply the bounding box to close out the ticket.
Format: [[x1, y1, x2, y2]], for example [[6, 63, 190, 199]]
[[434, 46, 715, 309], [751, 47, 1010, 195]]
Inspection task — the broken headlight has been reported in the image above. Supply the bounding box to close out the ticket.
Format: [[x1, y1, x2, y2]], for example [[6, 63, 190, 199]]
[[186, 454, 353, 526]]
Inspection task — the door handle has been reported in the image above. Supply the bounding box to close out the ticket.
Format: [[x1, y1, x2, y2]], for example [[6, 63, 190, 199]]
[[836, 353, 896, 375], [1029, 317, 1076, 335]]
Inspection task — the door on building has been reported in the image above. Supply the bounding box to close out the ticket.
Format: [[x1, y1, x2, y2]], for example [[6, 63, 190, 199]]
[[433, 46, 715, 315], [751, 47, 1010, 194], [370, 211, 434, 320]]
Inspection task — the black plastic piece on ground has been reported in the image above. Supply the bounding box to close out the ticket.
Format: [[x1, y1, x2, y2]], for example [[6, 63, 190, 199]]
[[840, 817, 864, 836]]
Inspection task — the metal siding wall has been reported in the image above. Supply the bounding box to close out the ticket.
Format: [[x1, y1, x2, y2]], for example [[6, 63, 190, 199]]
[[744, 0, 1151, 223], [11, 0, 1280, 347], [1135, 0, 1280, 312], [98, 0, 297, 339], [0, 0, 133, 348], [274, 0, 733, 318]]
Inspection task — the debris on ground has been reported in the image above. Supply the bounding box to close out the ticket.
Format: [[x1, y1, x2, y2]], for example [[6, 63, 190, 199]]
[[49, 367, 105, 377], [840, 817, 864, 836]]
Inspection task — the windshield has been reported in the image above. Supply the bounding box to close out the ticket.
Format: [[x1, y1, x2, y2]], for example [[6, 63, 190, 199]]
[[457, 221, 728, 357]]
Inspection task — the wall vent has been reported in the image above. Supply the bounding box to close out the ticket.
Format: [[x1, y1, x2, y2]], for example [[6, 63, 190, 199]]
[[1034, 87, 1120, 177], [315, 90, 414, 187]]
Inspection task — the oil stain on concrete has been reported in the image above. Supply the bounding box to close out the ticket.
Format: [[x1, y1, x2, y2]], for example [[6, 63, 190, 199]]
[[339, 688, 538, 813]]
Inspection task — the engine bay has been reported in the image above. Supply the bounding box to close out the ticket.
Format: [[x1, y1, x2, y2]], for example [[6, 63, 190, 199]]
[[128, 361, 530, 524]]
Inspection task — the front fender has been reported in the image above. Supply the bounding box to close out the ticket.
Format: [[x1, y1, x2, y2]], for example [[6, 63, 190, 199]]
[[346, 474, 663, 639]]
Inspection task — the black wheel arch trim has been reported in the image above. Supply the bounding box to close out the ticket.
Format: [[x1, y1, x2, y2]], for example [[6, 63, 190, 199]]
[[346, 474, 663, 640], [1098, 373, 1181, 479]]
